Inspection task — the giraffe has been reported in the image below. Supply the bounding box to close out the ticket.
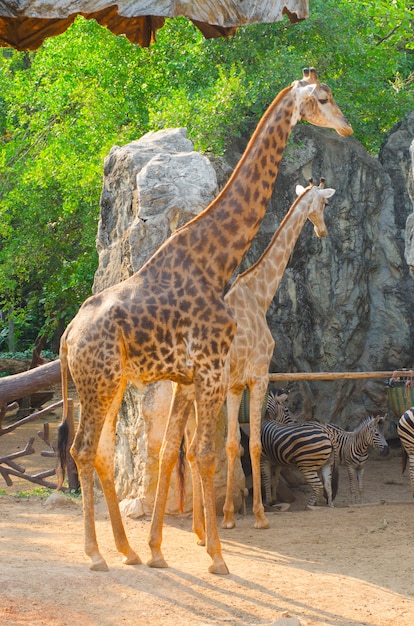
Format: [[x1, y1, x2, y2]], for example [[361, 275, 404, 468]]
[[57, 68, 352, 576], [187, 179, 336, 538], [222, 178, 335, 529]]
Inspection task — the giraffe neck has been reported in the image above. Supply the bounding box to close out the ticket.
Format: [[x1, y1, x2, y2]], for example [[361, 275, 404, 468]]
[[158, 85, 297, 291], [229, 187, 313, 312]]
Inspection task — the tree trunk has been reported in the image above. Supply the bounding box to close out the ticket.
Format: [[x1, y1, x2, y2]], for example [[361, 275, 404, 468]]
[[0, 360, 61, 409]]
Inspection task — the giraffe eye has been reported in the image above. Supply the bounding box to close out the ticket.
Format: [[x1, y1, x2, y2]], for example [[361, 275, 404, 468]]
[[319, 98, 328, 104]]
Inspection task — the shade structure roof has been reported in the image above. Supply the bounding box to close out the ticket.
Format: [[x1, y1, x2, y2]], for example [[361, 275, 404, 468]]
[[0, 1, 309, 50]]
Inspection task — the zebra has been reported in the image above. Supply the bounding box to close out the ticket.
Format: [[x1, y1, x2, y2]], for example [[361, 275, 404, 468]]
[[397, 407, 414, 497], [260, 402, 338, 509], [324, 415, 389, 504]]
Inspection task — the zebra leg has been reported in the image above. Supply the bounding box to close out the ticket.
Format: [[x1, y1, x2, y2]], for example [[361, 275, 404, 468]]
[[300, 468, 324, 507], [408, 454, 414, 497], [356, 467, 365, 503], [346, 465, 359, 503], [320, 459, 334, 507], [260, 457, 273, 505], [271, 465, 282, 503]]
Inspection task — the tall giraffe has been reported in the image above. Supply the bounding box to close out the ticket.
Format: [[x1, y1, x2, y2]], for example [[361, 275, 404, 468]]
[[187, 179, 336, 539], [57, 69, 352, 576]]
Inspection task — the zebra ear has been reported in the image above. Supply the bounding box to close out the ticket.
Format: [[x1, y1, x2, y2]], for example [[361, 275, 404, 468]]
[[277, 393, 289, 403]]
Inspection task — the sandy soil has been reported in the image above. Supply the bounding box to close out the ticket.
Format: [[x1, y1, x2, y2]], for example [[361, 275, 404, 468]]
[[1, 409, 414, 626]]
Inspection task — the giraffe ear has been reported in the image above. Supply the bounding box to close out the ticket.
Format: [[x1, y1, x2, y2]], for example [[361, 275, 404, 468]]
[[322, 188, 336, 198], [301, 84, 317, 97], [296, 185, 305, 196]]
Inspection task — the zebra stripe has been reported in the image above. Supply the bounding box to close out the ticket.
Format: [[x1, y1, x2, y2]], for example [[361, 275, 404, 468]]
[[397, 407, 414, 497], [260, 417, 336, 508], [324, 415, 389, 503]]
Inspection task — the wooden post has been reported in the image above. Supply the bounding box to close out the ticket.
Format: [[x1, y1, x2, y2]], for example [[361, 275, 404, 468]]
[[66, 399, 79, 491]]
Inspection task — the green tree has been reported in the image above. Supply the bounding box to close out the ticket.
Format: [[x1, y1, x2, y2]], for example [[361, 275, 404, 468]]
[[0, 0, 412, 352]]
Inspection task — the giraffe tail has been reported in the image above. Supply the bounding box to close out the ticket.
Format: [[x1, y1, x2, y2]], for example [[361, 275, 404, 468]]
[[176, 437, 186, 514], [55, 335, 70, 490]]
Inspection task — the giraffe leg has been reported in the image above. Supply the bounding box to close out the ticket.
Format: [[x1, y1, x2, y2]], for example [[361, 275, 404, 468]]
[[249, 382, 269, 529], [222, 390, 243, 529], [148, 383, 193, 569], [194, 387, 229, 575], [95, 404, 141, 566], [71, 417, 109, 571], [186, 424, 206, 546]]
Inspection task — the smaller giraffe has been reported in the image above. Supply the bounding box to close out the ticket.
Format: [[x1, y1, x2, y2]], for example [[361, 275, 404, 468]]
[[187, 179, 336, 537]]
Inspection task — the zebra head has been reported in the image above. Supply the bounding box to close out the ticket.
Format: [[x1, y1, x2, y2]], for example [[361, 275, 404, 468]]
[[365, 414, 389, 457], [264, 391, 296, 424]]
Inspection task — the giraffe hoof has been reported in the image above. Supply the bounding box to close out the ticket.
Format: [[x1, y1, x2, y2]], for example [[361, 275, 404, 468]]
[[221, 519, 236, 529], [90, 559, 109, 572], [254, 519, 270, 529], [123, 552, 142, 565], [208, 561, 230, 575], [197, 538, 206, 547], [147, 557, 169, 569]]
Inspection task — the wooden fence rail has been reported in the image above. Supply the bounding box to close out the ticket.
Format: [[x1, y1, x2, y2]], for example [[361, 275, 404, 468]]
[[268, 370, 413, 382], [0, 363, 412, 491]]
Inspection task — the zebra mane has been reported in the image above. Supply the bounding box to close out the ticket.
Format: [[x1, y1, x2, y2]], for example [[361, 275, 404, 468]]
[[355, 414, 386, 433], [327, 413, 387, 435]]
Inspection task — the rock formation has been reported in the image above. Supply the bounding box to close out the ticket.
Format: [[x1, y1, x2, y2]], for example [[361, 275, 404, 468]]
[[402, 114, 414, 277]]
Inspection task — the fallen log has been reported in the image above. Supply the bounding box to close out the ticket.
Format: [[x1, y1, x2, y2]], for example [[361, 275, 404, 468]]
[[0, 359, 61, 408]]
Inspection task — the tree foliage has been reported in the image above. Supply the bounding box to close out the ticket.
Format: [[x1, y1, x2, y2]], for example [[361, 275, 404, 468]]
[[0, 0, 412, 351]]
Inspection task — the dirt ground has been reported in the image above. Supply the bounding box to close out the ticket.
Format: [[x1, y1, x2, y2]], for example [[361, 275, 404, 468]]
[[1, 406, 414, 626]]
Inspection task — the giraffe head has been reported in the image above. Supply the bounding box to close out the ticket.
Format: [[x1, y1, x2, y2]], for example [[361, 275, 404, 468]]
[[292, 68, 353, 137], [295, 177, 335, 238]]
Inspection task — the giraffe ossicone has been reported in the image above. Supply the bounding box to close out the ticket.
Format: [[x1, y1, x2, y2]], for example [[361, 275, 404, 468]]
[[57, 69, 352, 575]]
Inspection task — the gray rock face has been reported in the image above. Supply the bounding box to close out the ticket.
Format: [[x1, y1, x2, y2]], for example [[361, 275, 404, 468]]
[[402, 115, 414, 277], [234, 122, 414, 433], [94, 117, 414, 504]]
